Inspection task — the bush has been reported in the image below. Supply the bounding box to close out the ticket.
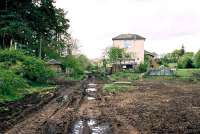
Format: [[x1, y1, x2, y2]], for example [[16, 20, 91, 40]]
[[0, 68, 28, 95], [194, 50, 200, 68], [0, 49, 25, 63], [0, 49, 55, 83], [110, 71, 139, 81], [22, 57, 55, 82], [178, 54, 194, 68], [135, 62, 149, 73], [62, 55, 85, 75]]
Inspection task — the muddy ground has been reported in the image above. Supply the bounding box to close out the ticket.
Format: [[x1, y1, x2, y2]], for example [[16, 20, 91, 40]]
[[1, 79, 200, 134], [101, 80, 200, 134]]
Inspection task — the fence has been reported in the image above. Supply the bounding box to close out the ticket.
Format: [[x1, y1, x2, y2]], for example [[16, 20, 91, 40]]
[[147, 68, 175, 76]]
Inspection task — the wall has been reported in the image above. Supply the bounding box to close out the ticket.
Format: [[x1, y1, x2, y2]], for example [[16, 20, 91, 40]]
[[113, 39, 145, 64]]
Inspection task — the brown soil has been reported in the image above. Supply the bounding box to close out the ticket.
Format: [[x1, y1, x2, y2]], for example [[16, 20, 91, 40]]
[[3, 83, 82, 134], [101, 80, 200, 134], [2, 79, 200, 134]]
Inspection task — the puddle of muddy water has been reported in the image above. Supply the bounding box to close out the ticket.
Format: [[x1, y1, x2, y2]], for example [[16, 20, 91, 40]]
[[85, 83, 97, 100], [86, 88, 97, 92], [70, 119, 112, 134], [87, 96, 96, 100]]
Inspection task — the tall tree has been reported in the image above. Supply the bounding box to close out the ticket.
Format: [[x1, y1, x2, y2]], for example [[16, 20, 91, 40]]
[[0, 0, 70, 58]]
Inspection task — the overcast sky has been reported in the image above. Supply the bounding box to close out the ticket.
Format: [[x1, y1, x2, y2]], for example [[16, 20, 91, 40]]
[[55, 0, 200, 59]]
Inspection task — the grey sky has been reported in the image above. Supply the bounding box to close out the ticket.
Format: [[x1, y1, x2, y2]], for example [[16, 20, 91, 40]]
[[55, 0, 200, 59]]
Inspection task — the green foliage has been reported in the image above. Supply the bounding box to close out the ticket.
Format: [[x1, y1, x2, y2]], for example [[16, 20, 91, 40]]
[[62, 55, 84, 75], [0, 0, 70, 58], [110, 71, 140, 81], [60, 55, 91, 80], [0, 49, 25, 63], [78, 55, 91, 70], [194, 50, 200, 68], [107, 47, 125, 62], [176, 69, 200, 77], [23, 57, 55, 82], [135, 62, 149, 73], [0, 49, 55, 82], [103, 83, 133, 93], [0, 68, 28, 96], [178, 53, 194, 68], [160, 46, 185, 65]]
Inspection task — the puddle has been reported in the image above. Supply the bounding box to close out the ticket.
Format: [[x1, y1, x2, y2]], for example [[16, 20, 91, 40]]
[[70, 119, 112, 134], [87, 97, 96, 100], [85, 83, 97, 101], [63, 95, 68, 100], [86, 88, 97, 92]]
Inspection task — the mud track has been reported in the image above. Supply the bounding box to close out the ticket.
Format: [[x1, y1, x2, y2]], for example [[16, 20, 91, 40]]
[[2, 79, 200, 134], [4, 82, 83, 134], [4, 78, 113, 134]]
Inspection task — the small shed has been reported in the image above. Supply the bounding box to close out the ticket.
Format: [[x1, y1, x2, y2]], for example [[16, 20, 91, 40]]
[[47, 59, 62, 72]]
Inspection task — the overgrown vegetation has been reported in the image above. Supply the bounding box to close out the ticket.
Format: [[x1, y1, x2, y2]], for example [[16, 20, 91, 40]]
[[194, 50, 200, 68], [61, 54, 91, 80], [0, 0, 92, 103], [0, 49, 55, 102], [110, 71, 140, 82], [0, 68, 28, 96]]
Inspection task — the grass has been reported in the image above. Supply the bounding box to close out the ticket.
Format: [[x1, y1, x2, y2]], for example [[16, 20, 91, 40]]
[[0, 84, 56, 102], [109, 71, 140, 82], [103, 83, 134, 93], [168, 63, 178, 68], [144, 69, 200, 82], [176, 69, 200, 77]]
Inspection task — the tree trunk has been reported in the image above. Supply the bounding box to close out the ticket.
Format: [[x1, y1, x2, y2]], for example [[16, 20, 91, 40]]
[[39, 37, 42, 59]]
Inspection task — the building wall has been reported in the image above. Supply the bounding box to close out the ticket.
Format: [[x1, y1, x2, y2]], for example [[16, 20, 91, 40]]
[[49, 65, 62, 72], [113, 39, 145, 64]]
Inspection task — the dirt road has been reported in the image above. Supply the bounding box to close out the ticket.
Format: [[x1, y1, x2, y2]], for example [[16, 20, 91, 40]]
[[3, 79, 200, 134], [4, 83, 82, 134]]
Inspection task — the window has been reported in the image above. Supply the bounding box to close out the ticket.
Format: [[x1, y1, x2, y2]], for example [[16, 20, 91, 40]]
[[124, 40, 132, 48]]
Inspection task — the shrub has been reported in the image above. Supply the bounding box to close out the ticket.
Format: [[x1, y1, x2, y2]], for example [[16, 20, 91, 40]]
[[22, 57, 55, 82], [194, 50, 200, 68], [0, 68, 28, 95], [110, 71, 139, 81], [135, 62, 149, 73], [178, 54, 194, 68], [0, 49, 25, 63], [62, 55, 84, 75]]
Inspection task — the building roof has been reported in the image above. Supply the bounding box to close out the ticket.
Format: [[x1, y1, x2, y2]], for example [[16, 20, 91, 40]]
[[112, 34, 146, 40], [145, 50, 157, 57], [47, 59, 61, 65]]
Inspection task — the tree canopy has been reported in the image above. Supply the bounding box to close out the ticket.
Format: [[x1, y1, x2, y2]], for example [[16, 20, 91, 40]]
[[0, 0, 70, 58]]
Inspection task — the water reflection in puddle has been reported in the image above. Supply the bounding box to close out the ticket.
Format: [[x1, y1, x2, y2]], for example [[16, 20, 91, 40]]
[[70, 119, 112, 134], [86, 88, 97, 92], [87, 97, 96, 100], [88, 83, 97, 88]]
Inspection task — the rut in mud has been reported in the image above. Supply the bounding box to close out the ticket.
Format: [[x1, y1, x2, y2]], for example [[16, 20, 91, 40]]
[[69, 81, 112, 134], [3, 78, 200, 134], [4, 82, 83, 134], [4, 77, 113, 134]]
